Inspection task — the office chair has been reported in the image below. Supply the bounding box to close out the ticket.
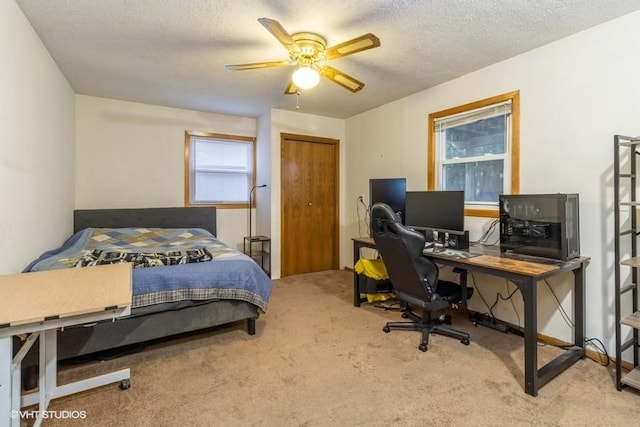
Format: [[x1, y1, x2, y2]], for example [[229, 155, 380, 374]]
[[371, 202, 472, 352]]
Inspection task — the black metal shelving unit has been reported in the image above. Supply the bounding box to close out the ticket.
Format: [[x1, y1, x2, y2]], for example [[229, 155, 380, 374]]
[[614, 134, 640, 391]]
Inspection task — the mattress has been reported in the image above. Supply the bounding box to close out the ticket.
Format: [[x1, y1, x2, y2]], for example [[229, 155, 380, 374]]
[[24, 227, 272, 312]]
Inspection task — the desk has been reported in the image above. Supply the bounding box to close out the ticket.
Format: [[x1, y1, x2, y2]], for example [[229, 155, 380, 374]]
[[351, 237, 589, 397], [0, 263, 132, 427]]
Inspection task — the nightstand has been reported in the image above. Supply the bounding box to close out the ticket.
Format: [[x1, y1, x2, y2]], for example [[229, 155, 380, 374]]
[[243, 235, 271, 277]]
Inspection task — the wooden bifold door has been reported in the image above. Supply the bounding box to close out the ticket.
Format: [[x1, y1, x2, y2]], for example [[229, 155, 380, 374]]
[[281, 133, 339, 277]]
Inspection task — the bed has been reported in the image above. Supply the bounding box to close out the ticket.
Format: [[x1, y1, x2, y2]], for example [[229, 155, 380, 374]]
[[18, 206, 272, 385]]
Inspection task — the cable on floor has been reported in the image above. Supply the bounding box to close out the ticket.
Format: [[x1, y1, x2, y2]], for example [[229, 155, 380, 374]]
[[373, 297, 402, 311]]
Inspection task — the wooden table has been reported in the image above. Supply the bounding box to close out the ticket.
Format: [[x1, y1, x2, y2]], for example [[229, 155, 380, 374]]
[[0, 263, 132, 427], [352, 237, 589, 396]]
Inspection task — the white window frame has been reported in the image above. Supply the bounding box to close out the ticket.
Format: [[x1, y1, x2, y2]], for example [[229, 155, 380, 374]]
[[428, 91, 520, 217], [184, 131, 256, 208]]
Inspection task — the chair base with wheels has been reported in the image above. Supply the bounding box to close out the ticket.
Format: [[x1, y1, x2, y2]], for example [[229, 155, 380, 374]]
[[382, 280, 472, 352]]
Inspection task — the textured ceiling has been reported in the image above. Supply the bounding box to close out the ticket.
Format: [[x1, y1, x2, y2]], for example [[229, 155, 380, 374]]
[[15, 0, 640, 119]]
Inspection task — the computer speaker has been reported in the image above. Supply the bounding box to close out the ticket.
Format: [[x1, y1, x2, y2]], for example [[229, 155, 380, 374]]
[[446, 230, 469, 250]]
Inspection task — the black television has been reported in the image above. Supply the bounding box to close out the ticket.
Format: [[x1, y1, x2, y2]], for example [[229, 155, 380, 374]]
[[404, 190, 465, 232], [369, 178, 406, 225]]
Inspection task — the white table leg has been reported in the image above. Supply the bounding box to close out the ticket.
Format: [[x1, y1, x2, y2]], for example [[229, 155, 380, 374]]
[[1, 336, 20, 427], [10, 343, 21, 427], [18, 327, 130, 421], [30, 329, 57, 427], [44, 329, 57, 398]]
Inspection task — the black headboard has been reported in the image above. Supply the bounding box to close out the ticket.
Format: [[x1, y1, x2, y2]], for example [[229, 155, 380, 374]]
[[73, 207, 217, 236]]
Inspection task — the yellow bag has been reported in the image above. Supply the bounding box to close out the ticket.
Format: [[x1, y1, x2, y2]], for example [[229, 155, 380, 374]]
[[354, 258, 388, 280], [366, 292, 392, 303], [355, 258, 392, 302]]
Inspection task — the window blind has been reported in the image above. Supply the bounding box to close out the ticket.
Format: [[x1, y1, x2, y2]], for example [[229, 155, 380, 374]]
[[434, 100, 512, 131]]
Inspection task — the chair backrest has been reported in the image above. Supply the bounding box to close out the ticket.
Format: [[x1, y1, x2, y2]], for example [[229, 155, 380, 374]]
[[371, 202, 440, 303]]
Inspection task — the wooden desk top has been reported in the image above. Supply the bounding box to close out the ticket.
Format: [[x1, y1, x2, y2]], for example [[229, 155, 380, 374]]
[[458, 254, 559, 275], [353, 236, 587, 277], [0, 263, 132, 328]]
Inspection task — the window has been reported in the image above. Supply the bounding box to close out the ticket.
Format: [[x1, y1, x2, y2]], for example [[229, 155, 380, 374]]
[[428, 91, 520, 217], [184, 131, 256, 208]]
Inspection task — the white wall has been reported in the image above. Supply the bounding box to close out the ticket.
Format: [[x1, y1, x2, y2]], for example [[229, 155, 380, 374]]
[[256, 109, 272, 258], [75, 95, 256, 248], [0, 1, 75, 274], [267, 109, 346, 279], [344, 10, 640, 353]]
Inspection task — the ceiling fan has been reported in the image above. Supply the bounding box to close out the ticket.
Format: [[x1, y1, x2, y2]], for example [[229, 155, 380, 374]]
[[225, 18, 381, 94]]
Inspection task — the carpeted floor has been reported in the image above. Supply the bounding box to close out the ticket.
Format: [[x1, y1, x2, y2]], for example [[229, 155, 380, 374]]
[[22, 270, 640, 426]]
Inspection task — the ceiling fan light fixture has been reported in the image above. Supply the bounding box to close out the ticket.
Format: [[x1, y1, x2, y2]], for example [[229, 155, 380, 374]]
[[226, 18, 380, 94], [292, 66, 320, 89]]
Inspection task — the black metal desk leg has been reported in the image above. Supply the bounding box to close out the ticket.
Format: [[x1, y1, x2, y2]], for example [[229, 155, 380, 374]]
[[521, 277, 539, 396], [353, 242, 361, 307], [458, 269, 469, 309], [574, 264, 586, 348]]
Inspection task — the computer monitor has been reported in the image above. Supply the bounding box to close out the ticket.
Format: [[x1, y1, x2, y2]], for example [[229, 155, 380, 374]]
[[405, 190, 465, 232], [369, 178, 406, 224]]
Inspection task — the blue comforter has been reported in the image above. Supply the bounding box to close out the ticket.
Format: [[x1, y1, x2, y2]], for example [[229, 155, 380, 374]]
[[24, 228, 272, 312]]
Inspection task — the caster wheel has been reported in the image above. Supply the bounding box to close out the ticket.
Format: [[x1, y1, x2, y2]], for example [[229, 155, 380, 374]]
[[383, 325, 391, 333], [437, 314, 452, 324], [461, 338, 470, 346], [401, 312, 409, 319], [119, 379, 131, 390], [418, 343, 428, 352]]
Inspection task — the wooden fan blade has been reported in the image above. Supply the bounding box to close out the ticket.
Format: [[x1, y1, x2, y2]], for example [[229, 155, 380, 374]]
[[319, 66, 365, 92], [324, 33, 380, 60], [284, 81, 299, 95], [258, 17, 301, 53], [225, 61, 291, 71]]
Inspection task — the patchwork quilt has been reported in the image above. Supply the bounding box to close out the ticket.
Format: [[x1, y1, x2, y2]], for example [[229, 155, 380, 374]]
[[25, 228, 272, 311]]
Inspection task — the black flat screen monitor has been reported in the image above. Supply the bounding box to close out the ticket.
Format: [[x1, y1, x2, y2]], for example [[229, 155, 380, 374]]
[[405, 190, 465, 232], [369, 178, 406, 224]]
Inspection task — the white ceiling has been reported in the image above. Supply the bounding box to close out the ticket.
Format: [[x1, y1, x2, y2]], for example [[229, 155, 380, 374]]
[[15, 0, 640, 119]]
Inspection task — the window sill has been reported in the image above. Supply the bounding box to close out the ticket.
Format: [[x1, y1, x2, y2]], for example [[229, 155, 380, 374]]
[[465, 207, 499, 218]]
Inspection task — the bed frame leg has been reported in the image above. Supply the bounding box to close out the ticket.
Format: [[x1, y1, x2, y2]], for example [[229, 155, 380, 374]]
[[247, 318, 256, 335]]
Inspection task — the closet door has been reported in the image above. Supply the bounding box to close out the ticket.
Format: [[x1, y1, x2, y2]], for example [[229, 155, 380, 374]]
[[281, 134, 339, 277]]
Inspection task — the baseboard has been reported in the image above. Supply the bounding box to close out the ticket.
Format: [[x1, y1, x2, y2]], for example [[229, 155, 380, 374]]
[[536, 332, 623, 368], [481, 316, 619, 369], [466, 310, 618, 369]]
